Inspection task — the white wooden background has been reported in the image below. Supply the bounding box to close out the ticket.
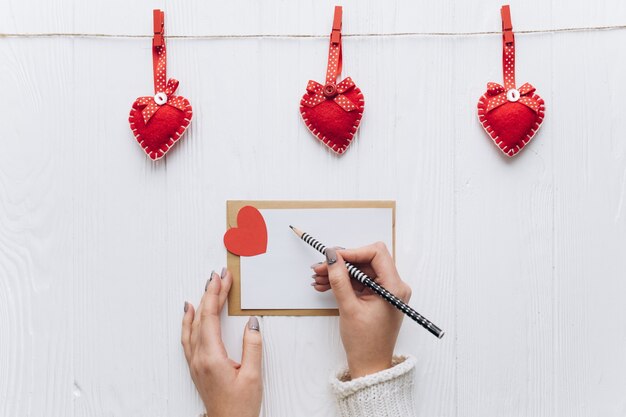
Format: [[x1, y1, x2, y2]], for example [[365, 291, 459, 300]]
[[1, 0, 626, 416]]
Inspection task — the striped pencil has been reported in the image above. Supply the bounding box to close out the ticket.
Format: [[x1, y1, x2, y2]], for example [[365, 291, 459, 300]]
[[290, 225, 445, 339]]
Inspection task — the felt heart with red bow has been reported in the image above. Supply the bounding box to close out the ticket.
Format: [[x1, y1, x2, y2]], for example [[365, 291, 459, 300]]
[[128, 10, 192, 161], [129, 80, 193, 161], [299, 6, 364, 155], [300, 78, 364, 155], [223, 206, 268, 257], [477, 6, 545, 157], [478, 82, 545, 157]]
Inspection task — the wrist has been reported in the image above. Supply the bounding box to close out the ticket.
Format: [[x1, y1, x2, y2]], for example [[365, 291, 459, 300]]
[[348, 357, 393, 379]]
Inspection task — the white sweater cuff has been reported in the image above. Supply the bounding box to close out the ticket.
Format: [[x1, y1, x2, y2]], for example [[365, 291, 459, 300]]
[[330, 355, 416, 417]]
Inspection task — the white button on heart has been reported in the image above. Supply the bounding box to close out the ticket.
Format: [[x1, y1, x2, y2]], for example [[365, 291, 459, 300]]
[[507, 88, 520, 102], [154, 92, 168, 105]]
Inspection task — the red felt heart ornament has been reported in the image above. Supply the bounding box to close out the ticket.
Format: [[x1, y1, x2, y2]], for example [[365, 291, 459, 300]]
[[129, 93, 192, 161], [128, 10, 193, 161], [477, 6, 545, 157], [224, 206, 268, 257], [299, 6, 364, 155]]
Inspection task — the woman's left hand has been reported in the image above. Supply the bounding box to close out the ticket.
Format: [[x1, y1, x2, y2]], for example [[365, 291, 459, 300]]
[[182, 269, 263, 417]]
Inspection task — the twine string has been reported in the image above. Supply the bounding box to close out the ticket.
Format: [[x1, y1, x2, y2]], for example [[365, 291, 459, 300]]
[[1, 24, 625, 40]]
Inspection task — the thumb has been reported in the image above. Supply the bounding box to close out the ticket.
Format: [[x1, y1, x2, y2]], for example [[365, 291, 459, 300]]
[[240, 316, 263, 379], [325, 248, 358, 311]]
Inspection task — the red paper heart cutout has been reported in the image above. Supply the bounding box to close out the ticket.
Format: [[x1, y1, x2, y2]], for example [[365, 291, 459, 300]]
[[224, 206, 268, 257], [477, 92, 545, 157], [128, 97, 193, 161], [300, 86, 364, 155]]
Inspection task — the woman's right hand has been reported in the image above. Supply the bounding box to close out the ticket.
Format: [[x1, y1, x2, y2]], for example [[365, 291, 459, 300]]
[[311, 243, 412, 378]]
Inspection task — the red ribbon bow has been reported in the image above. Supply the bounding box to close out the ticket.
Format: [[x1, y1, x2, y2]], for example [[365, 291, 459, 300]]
[[485, 82, 540, 113], [137, 78, 188, 124], [301, 77, 358, 111]]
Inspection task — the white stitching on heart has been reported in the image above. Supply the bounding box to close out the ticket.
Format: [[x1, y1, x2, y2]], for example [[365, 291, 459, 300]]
[[477, 92, 545, 157], [299, 88, 364, 155], [128, 97, 193, 161]]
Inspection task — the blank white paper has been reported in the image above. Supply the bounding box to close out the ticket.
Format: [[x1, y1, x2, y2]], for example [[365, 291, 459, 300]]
[[240, 207, 394, 310]]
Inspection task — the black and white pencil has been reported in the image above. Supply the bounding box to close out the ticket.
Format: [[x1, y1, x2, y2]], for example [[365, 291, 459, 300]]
[[290, 225, 444, 339]]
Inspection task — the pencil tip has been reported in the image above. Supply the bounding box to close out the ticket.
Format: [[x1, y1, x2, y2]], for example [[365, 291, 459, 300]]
[[289, 225, 294, 230]]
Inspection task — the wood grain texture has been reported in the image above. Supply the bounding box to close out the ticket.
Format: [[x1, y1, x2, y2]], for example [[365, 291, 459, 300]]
[[1, 1, 625, 416]]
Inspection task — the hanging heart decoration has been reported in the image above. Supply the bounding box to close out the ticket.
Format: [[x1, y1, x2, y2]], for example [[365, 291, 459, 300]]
[[299, 6, 364, 155], [128, 9, 193, 161], [477, 5, 545, 157]]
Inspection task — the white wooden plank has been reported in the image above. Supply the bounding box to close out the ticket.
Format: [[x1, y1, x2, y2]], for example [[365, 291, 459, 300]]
[[1, 1, 626, 416], [0, 38, 75, 417], [0, 0, 73, 33], [70, 37, 173, 416], [454, 30, 556, 415], [551, 30, 626, 415]]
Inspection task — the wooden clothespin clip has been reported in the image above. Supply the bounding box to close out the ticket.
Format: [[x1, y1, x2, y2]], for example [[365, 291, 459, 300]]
[[153, 9, 165, 47], [331, 6, 342, 44], [501, 5, 514, 44]]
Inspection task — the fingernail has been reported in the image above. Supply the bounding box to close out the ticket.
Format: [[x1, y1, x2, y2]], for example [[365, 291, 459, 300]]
[[310, 282, 317, 286], [184, 301, 189, 312], [248, 316, 260, 331], [205, 271, 215, 291], [310, 262, 323, 269], [325, 248, 337, 265], [311, 274, 318, 279], [220, 267, 227, 278]]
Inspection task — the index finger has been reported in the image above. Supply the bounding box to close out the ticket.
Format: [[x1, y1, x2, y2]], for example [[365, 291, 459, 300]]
[[198, 272, 228, 356], [338, 242, 396, 276]]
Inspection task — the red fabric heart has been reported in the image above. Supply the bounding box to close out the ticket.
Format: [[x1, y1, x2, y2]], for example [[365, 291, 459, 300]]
[[224, 206, 268, 257], [300, 81, 364, 155], [128, 10, 192, 161], [129, 97, 192, 160], [477, 91, 544, 157], [299, 6, 364, 155], [477, 5, 546, 157]]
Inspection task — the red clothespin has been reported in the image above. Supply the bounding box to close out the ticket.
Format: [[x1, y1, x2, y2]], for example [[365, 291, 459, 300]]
[[153, 9, 165, 47], [331, 6, 342, 44], [501, 5, 514, 44]]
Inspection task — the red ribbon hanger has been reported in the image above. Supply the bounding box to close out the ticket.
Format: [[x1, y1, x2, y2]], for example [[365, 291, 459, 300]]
[[128, 8, 193, 161], [301, 6, 358, 112], [137, 9, 187, 124], [485, 5, 540, 114], [327, 5, 343, 85]]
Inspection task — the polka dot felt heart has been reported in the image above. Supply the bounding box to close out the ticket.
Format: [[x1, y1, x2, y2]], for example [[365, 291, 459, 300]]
[[299, 6, 364, 155], [128, 10, 192, 161], [477, 6, 545, 157], [129, 89, 192, 161]]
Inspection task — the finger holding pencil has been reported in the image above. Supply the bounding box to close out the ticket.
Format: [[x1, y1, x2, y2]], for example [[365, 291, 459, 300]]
[[290, 225, 445, 340]]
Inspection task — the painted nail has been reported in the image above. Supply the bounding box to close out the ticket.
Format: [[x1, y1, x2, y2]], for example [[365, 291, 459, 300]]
[[205, 271, 215, 291], [310, 262, 323, 269], [248, 316, 260, 331], [220, 267, 227, 278], [325, 248, 337, 265], [184, 301, 189, 313]]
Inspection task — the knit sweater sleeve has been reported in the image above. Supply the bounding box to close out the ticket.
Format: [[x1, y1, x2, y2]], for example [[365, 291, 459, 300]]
[[329, 355, 417, 417]]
